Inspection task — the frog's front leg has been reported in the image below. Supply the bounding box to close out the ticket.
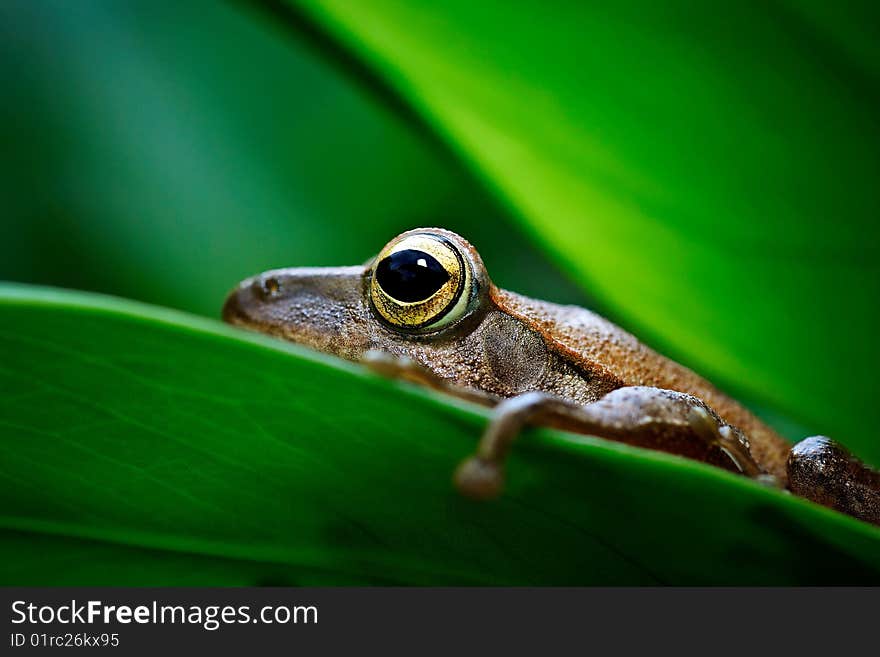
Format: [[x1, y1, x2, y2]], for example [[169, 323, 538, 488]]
[[361, 349, 497, 407], [361, 353, 766, 500], [787, 437, 880, 525], [454, 387, 766, 500]]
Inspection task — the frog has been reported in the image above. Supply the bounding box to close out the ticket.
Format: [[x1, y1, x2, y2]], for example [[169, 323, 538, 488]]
[[223, 227, 880, 525]]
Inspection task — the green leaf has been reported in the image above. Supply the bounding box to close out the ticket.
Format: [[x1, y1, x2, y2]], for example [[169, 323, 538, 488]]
[[289, 0, 880, 465], [1, 284, 878, 585]]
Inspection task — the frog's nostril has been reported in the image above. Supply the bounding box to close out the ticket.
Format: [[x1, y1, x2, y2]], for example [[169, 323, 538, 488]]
[[254, 275, 281, 300], [264, 277, 280, 296]]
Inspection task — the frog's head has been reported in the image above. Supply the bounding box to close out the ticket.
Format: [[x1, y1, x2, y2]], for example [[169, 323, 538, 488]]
[[222, 228, 495, 363]]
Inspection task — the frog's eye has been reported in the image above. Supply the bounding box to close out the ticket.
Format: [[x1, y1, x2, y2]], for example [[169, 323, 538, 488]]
[[370, 232, 473, 332]]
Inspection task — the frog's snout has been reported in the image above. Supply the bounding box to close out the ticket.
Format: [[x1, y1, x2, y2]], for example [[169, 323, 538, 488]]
[[221, 273, 263, 326], [222, 266, 368, 336], [222, 272, 292, 325]]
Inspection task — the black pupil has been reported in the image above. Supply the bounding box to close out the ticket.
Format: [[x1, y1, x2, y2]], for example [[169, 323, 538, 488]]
[[375, 249, 451, 302]]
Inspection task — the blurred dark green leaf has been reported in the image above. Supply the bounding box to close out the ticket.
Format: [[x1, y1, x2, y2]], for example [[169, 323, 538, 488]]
[[1, 284, 878, 585], [290, 0, 880, 464]]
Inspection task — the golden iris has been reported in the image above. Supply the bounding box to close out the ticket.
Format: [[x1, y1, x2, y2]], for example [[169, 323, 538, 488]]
[[370, 232, 470, 331]]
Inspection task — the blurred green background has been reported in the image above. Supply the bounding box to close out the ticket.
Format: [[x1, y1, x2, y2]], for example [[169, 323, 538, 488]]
[[2, 0, 879, 465], [0, 0, 583, 318]]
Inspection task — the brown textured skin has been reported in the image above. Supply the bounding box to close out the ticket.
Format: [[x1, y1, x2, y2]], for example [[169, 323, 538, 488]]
[[222, 227, 791, 481], [788, 437, 880, 525], [492, 288, 792, 479]]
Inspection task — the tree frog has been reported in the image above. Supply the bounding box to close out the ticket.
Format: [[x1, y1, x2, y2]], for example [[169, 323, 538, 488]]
[[223, 228, 879, 525]]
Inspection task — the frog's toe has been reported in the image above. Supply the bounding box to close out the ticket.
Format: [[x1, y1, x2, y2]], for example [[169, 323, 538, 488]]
[[454, 456, 505, 501]]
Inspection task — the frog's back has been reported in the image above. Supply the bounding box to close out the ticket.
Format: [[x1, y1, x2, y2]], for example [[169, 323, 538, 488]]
[[492, 288, 792, 478]]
